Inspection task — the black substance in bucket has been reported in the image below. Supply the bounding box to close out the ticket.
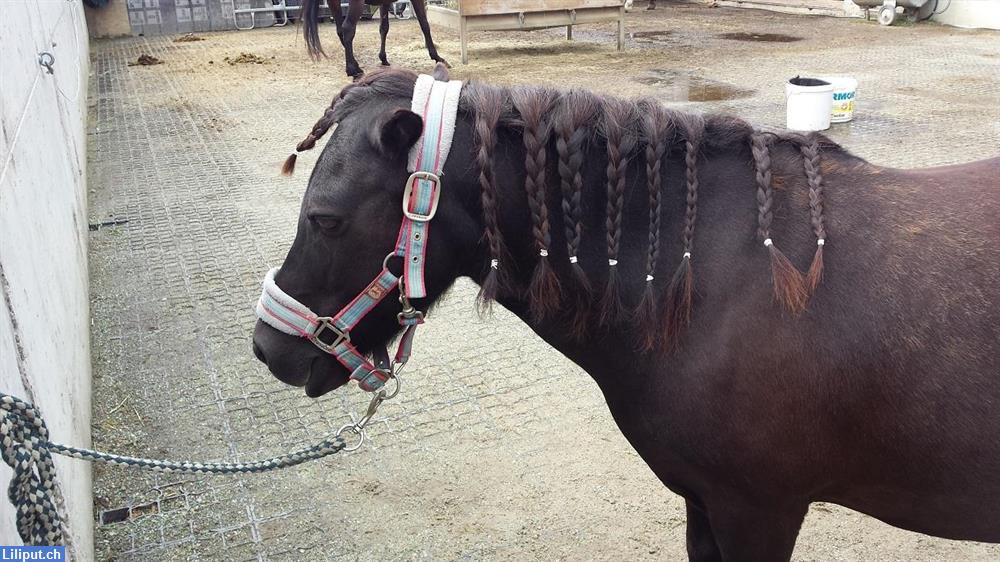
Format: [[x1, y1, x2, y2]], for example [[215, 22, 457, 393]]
[[789, 76, 831, 87]]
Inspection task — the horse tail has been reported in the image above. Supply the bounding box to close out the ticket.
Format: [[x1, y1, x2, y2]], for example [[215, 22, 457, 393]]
[[302, 0, 325, 60]]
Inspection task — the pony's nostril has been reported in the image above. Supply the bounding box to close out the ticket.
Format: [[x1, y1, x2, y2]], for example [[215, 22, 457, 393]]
[[252, 341, 267, 364]]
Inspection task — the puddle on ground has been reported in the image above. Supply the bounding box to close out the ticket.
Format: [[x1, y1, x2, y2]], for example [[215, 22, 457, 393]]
[[632, 69, 754, 102], [718, 32, 802, 43], [631, 30, 674, 41]]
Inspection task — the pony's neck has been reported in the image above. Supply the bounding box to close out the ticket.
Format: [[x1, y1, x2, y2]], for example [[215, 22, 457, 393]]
[[443, 102, 859, 385]]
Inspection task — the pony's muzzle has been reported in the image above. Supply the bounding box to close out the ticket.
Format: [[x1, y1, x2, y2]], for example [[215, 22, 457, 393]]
[[253, 320, 350, 396], [252, 340, 267, 363]]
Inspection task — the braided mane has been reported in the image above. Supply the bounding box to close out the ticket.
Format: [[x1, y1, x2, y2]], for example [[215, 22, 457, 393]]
[[283, 68, 833, 352]]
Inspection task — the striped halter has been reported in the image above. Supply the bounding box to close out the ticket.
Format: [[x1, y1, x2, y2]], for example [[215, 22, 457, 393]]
[[256, 75, 464, 392]]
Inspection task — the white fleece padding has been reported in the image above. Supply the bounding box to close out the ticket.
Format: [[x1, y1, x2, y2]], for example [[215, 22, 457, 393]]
[[407, 75, 434, 172], [436, 79, 464, 172], [256, 267, 318, 336], [407, 75, 464, 174]]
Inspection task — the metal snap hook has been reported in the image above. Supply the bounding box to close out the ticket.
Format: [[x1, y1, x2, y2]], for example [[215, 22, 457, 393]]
[[336, 424, 365, 452], [359, 389, 386, 425]]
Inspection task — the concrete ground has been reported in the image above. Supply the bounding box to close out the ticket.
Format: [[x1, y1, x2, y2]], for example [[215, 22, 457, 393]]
[[87, 3, 1000, 560]]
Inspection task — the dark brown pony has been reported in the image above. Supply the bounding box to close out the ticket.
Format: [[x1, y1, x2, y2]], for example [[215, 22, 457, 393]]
[[300, 0, 447, 77], [253, 67, 1000, 560]]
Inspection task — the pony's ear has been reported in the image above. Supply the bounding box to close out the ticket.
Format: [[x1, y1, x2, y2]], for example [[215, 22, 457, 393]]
[[374, 108, 423, 157], [432, 62, 450, 82]]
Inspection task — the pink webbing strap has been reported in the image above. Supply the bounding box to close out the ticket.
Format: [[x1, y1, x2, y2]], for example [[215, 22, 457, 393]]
[[397, 76, 463, 299], [330, 269, 399, 333]]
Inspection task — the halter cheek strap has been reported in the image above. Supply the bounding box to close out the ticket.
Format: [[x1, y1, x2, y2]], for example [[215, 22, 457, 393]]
[[256, 74, 463, 393], [397, 75, 463, 299]]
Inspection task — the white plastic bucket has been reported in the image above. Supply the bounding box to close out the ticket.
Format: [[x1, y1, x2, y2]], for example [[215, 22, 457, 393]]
[[785, 77, 833, 132], [820, 76, 859, 123]]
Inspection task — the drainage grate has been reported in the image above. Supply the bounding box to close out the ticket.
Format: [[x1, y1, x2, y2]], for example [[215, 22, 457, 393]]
[[99, 502, 159, 525]]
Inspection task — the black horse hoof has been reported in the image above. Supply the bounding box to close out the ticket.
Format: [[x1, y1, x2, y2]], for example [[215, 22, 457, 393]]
[[380, 60, 390, 67], [435, 58, 451, 69]]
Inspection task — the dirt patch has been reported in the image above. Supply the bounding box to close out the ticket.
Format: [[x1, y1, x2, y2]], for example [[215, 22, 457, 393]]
[[173, 33, 205, 43], [631, 30, 674, 41], [953, 74, 990, 84], [224, 52, 269, 65], [128, 54, 163, 66], [719, 32, 802, 43], [632, 69, 753, 101]]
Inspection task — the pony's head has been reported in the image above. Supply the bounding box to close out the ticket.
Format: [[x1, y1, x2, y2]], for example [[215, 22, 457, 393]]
[[252, 66, 481, 396]]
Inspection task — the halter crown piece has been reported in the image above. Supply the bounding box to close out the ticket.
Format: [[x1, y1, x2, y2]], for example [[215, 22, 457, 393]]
[[256, 75, 464, 392]]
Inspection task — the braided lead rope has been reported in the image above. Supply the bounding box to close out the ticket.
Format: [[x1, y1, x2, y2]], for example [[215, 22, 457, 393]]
[[0, 391, 356, 546]]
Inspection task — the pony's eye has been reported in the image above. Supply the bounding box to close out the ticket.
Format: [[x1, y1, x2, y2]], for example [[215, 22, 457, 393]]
[[309, 215, 343, 233]]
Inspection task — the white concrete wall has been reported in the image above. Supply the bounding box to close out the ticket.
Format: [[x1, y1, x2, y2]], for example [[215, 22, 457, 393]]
[[0, 1, 93, 560], [931, 0, 1000, 29]]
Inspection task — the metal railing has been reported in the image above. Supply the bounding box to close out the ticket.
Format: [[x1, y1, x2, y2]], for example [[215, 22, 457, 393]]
[[234, 1, 412, 31]]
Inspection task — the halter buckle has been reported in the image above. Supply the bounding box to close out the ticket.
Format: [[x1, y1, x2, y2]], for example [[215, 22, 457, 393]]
[[309, 318, 350, 353], [402, 171, 441, 222]]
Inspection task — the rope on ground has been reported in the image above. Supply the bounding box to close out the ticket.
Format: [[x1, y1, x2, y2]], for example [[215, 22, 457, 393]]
[[0, 391, 349, 546]]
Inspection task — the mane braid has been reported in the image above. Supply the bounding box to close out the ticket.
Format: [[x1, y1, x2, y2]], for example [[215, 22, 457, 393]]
[[554, 91, 599, 336], [598, 99, 637, 326], [512, 87, 561, 322], [466, 83, 512, 312], [799, 135, 827, 293], [660, 116, 704, 348], [635, 100, 671, 350], [751, 132, 808, 312]]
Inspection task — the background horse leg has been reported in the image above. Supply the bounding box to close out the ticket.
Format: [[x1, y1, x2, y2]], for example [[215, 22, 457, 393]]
[[378, 2, 391, 66], [340, 0, 365, 77], [408, 0, 449, 67], [706, 500, 807, 562], [686, 500, 722, 562], [325, 0, 347, 48]]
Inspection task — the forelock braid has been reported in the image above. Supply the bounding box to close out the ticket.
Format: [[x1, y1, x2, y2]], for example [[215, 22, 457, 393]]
[[750, 131, 807, 313], [466, 83, 512, 311], [281, 69, 420, 175], [281, 83, 363, 176], [634, 100, 672, 351], [554, 90, 599, 336], [598, 98, 638, 326], [799, 134, 827, 293], [659, 114, 704, 348], [512, 87, 561, 322]]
